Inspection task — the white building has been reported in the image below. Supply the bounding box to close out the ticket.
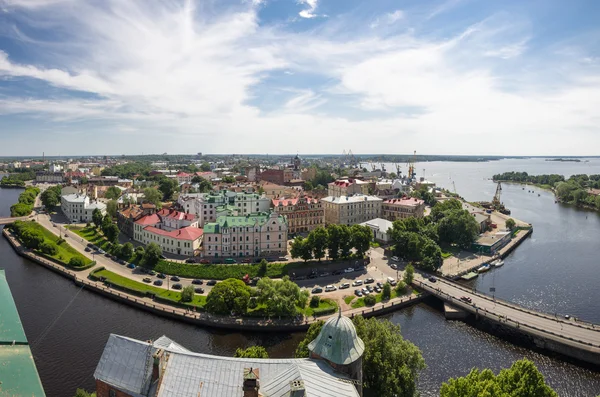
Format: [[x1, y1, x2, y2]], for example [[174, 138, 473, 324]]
[[179, 191, 271, 227], [133, 209, 201, 256], [360, 218, 394, 243], [61, 194, 106, 223], [321, 194, 383, 225]]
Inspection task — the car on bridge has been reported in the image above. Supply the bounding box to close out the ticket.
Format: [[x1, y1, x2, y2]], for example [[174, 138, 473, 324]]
[[460, 296, 472, 303], [429, 276, 437, 283]]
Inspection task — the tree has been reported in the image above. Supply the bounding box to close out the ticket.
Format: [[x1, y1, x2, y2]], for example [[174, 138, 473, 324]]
[[104, 223, 120, 243], [181, 285, 195, 302], [403, 264, 414, 285], [352, 224, 373, 257], [505, 218, 516, 231], [159, 178, 179, 201], [120, 242, 134, 259], [338, 225, 353, 259], [221, 176, 236, 183], [21, 229, 44, 249], [325, 224, 341, 261], [364, 294, 376, 306], [69, 257, 85, 267], [437, 210, 479, 248], [40, 189, 59, 208], [205, 278, 251, 315], [73, 389, 96, 397], [303, 180, 314, 191], [307, 227, 328, 261], [105, 186, 122, 200], [234, 346, 269, 359], [142, 243, 163, 267], [40, 241, 58, 255], [258, 259, 268, 276], [295, 316, 425, 397], [92, 209, 103, 229], [10, 203, 32, 217], [256, 276, 308, 317], [290, 237, 312, 262], [382, 283, 391, 300], [200, 162, 211, 171], [106, 200, 118, 218], [101, 214, 112, 234], [143, 187, 162, 207], [440, 359, 557, 397]]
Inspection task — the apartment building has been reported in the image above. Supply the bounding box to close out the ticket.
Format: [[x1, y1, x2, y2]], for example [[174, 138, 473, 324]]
[[382, 197, 425, 221], [327, 179, 370, 197], [272, 196, 324, 234], [60, 194, 106, 223], [321, 195, 383, 225]]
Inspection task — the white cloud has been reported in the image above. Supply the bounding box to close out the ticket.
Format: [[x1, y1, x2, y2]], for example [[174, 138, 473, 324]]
[[298, 0, 318, 19], [371, 10, 404, 28]]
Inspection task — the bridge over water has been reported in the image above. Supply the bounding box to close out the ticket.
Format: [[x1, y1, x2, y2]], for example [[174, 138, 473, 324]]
[[416, 277, 600, 366], [0, 216, 30, 225]]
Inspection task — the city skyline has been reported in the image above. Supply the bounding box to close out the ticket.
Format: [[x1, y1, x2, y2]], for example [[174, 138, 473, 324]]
[[1, 0, 599, 156]]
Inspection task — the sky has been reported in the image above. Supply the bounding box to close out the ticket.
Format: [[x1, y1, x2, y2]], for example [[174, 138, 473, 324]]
[[0, 0, 599, 156]]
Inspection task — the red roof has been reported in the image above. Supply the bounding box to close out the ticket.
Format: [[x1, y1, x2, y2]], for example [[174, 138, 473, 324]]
[[135, 214, 161, 226], [177, 172, 191, 177], [273, 197, 319, 206], [157, 208, 195, 221], [143, 226, 203, 241], [384, 198, 424, 207]]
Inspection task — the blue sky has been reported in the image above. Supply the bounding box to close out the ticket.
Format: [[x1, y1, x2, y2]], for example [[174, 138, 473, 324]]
[[0, 0, 599, 156]]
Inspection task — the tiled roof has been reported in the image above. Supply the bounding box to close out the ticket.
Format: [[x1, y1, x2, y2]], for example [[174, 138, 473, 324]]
[[383, 198, 424, 207], [135, 214, 161, 226], [143, 226, 203, 241]]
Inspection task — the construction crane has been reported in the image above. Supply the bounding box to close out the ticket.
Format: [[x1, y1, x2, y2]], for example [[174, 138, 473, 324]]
[[395, 163, 401, 177], [380, 163, 386, 172], [407, 150, 417, 180], [492, 181, 502, 208]]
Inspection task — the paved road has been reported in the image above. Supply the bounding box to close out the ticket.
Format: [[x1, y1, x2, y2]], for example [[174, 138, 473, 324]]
[[416, 276, 600, 349]]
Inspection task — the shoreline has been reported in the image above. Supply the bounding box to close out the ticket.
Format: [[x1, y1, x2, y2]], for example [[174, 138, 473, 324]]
[[2, 227, 427, 332]]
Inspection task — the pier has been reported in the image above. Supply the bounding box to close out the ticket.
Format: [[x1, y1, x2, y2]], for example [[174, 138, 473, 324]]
[[415, 277, 600, 366]]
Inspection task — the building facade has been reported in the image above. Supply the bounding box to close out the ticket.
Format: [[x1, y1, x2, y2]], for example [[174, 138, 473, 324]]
[[35, 171, 65, 183], [322, 195, 382, 225], [259, 168, 285, 185], [327, 179, 370, 197], [61, 194, 106, 223], [359, 218, 394, 243], [133, 209, 201, 256], [179, 191, 271, 227], [272, 196, 324, 234], [203, 212, 288, 258], [382, 198, 425, 221]]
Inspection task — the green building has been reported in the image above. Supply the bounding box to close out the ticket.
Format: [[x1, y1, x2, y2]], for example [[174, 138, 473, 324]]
[[0, 269, 46, 396]]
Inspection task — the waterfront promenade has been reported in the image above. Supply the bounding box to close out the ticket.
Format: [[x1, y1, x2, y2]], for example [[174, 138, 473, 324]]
[[416, 276, 600, 365]]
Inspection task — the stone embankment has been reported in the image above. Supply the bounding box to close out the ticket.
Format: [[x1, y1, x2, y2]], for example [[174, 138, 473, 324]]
[[2, 228, 427, 332]]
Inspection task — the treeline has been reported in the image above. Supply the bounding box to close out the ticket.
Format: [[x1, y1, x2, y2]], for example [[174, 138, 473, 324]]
[[289, 224, 373, 262], [389, 199, 480, 271], [493, 172, 600, 210], [10, 186, 39, 216], [1, 170, 36, 187]]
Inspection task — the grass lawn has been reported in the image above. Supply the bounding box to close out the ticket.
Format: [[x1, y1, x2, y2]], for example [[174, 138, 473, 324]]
[[13, 221, 92, 267], [344, 295, 356, 304], [303, 298, 338, 317], [69, 225, 112, 250], [351, 288, 411, 309], [93, 269, 206, 308]]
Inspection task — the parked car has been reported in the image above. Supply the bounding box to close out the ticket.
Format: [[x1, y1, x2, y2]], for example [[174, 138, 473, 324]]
[[354, 289, 363, 297], [332, 269, 343, 276], [339, 283, 350, 289], [194, 287, 205, 294], [84, 247, 91, 252], [241, 258, 252, 263], [390, 263, 398, 270], [153, 280, 163, 286], [376, 282, 384, 288], [160, 255, 167, 260], [170, 276, 180, 282], [172, 283, 182, 290], [365, 277, 374, 284], [185, 258, 196, 264], [224, 258, 236, 264], [361, 288, 370, 295], [266, 258, 278, 262], [344, 267, 354, 273], [428, 276, 437, 283], [325, 285, 337, 292], [157, 273, 166, 279], [126, 263, 136, 269], [366, 285, 374, 292], [352, 280, 363, 287], [311, 287, 323, 294], [104, 253, 111, 258], [391, 256, 399, 261], [142, 277, 151, 283], [87, 243, 94, 248], [98, 249, 106, 254], [207, 280, 217, 286], [319, 272, 330, 277], [192, 279, 203, 285], [148, 270, 156, 276], [374, 286, 382, 293], [118, 259, 127, 265], [460, 296, 472, 303], [199, 259, 211, 264]]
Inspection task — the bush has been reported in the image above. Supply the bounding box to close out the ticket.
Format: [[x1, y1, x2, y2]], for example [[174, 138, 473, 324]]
[[312, 307, 337, 316], [248, 297, 258, 309], [69, 257, 85, 268], [364, 294, 376, 306], [181, 285, 194, 303], [310, 295, 321, 308], [120, 242, 134, 259], [39, 241, 58, 256], [135, 246, 145, 255], [382, 283, 391, 300], [395, 281, 408, 295], [56, 237, 65, 245]]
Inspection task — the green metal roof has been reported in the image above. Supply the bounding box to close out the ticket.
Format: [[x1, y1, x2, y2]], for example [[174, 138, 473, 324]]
[[308, 312, 364, 365], [0, 270, 27, 344], [0, 270, 46, 397]]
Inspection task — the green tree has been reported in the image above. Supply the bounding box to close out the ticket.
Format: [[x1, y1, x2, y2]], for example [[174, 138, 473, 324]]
[[596, 195, 600, 210], [92, 208, 103, 229], [325, 224, 341, 261], [364, 294, 376, 306], [39, 241, 58, 255], [234, 346, 269, 359], [205, 278, 251, 315], [181, 285, 195, 302], [382, 283, 391, 300], [143, 187, 162, 207], [338, 225, 353, 259], [200, 162, 211, 171], [40, 189, 59, 208], [221, 176, 236, 183], [142, 243, 163, 267], [295, 317, 425, 397], [256, 276, 308, 317], [403, 264, 414, 285], [307, 227, 328, 261], [106, 200, 118, 218], [290, 237, 312, 262], [505, 218, 516, 231], [352, 224, 373, 257], [104, 223, 120, 243], [69, 257, 85, 267], [437, 210, 479, 248], [159, 178, 179, 201], [395, 280, 408, 295], [10, 203, 32, 217], [105, 186, 122, 200], [21, 229, 45, 249], [101, 214, 112, 234], [73, 389, 96, 397], [120, 242, 134, 259], [440, 359, 557, 397]]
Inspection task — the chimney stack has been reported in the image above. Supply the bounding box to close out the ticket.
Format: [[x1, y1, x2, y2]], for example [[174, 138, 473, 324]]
[[243, 367, 260, 397]]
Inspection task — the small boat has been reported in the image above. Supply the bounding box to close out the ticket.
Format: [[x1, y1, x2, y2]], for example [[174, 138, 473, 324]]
[[477, 264, 491, 273], [538, 194, 540, 197], [461, 272, 479, 281], [493, 260, 504, 267]]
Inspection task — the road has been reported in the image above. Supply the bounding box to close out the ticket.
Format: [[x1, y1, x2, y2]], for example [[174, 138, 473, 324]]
[[416, 276, 600, 349]]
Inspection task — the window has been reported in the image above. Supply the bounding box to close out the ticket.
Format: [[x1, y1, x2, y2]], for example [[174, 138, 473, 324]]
[[109, 390, 116, 397], [267, 235, 270, 240]]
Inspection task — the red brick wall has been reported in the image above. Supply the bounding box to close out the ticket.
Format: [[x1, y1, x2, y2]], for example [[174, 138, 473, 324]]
[[96, 380, 135, 397], [260, 170, 284, 185]]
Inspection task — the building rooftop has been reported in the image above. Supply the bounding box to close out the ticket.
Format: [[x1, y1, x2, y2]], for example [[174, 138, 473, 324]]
[[143, 226, 203, 241], [308, 312, 365, 366], [61, 193, 88, 203], [0, 270, 46, 397], [135, 213, 161, 226], [273, 197, 320, 206], [94, 334, 360, 397], [203, 212, 285, 234], [383, 197, 424, 207], [360, 218, 393, 234], [322, 195, 382, 204]]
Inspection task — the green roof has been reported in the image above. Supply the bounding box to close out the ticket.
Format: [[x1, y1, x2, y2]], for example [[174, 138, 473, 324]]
[[0, 270, 46, 397]]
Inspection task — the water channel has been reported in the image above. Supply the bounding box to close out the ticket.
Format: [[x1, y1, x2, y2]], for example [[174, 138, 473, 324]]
[[1, 159, 600, 396]]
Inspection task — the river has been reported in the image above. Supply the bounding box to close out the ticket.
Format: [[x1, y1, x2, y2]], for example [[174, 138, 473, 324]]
[[1, 159, 600, 396]]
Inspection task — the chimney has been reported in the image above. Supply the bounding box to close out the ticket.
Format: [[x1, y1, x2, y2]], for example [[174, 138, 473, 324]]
[[151, 349, 163, 382], [289, 380, 306, 397], [243, 367, 260, 397]]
